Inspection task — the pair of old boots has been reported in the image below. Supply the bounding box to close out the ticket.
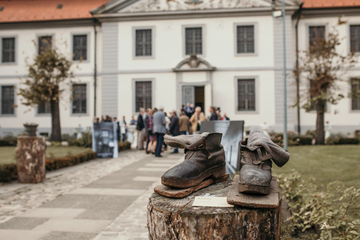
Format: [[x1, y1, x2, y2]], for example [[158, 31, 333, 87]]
[[156, 130, 289, 198]]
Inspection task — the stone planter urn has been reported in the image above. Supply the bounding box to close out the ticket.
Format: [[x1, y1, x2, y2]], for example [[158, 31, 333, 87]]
[[23, 123, 38, 137], [16, 123, 46, 183]]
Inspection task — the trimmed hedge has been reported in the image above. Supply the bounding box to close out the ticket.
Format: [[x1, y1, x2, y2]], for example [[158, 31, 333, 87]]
[[326, 137, 359, 145], [336, 138, 359, 145], [118, 141, 131, 152], [0, 164, 17, 182], [0, 140, 17, 146], [45, 151, 97, 171], [0, 151, 97, 182], [292, 136, 312, 145]]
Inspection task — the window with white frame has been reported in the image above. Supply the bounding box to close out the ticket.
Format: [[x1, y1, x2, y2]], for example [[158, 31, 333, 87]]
[[237, 79, 255, 111], [72, 84, 87, 114], [73, 35, 87, 61], [350, 25, 360, 53], [135, 81, 152, 112], [309, 26, 325, 53], [351, 78, 360, 110], [135, 29, 152, 57], [236, 25, 255, 54], [185, 27, 202, 55], [38, 36, 52, 55], [1, 85, 15, 115], [38, 102, 51, 114], [2, 37, 15, 63]]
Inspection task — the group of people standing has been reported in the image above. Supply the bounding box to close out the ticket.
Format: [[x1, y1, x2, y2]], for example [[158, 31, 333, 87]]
[[135, 104, 230, 157]]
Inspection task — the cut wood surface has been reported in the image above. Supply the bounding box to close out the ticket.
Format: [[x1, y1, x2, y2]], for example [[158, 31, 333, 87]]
[[147, 178, 281, 240], [227, 175, 280, 209]]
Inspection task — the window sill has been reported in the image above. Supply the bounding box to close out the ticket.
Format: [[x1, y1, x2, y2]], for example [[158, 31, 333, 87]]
[[35, 113, 51, 116], [350, 110, 360, 113], [133, 56, 154, 60], [0, 62, 17, 66], [235, 53, 257, 57], [72, 59, 90, 63], [0, 114, 16, 117], [235, 110, 258, 114], [71, 113, 89, 117]]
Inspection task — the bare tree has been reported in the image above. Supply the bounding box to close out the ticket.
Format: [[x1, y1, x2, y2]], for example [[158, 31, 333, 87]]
[[18, 42, 74, 142], [294, 19, 358, 144]]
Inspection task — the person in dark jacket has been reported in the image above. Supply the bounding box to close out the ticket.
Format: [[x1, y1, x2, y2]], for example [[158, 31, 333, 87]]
[[114, 117, 120, 142], [169, 110, 180, 153], [136, 108, 145, 150], [209, 106, 218, 120]]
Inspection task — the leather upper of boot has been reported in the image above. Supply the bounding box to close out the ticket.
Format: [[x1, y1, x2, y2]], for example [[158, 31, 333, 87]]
[[161, 132, 225, 181], [239, 130, 290, 187]]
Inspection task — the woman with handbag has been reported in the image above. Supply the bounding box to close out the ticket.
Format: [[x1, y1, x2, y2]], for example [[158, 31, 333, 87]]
[[146, 108, 158, 154]]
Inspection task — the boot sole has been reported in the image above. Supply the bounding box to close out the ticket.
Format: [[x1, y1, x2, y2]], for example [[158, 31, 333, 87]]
[[161, 164, 226, 189], [238, 183, 270, 195]]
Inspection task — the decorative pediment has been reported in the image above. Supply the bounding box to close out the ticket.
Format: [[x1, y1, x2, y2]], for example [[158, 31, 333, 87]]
[[173, 55, 215, 72], [120, 0, 271, 13]]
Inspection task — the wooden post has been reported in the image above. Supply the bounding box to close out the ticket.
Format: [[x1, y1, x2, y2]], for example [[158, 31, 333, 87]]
[[16, 136, 46, 183], [147, 180, 281, 240]]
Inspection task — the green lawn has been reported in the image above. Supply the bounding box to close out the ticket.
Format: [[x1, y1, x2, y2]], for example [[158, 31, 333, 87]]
[[273, 145, 360, 189], [0, 146, 92, 165]]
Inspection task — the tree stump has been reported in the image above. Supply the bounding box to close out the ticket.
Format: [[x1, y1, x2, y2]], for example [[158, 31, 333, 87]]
[[16, 136, 46, 183], [147, 180, 281, 240]]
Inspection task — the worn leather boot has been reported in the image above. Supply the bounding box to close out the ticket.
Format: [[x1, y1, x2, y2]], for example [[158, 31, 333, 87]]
[[161, 132, 226, 189], [239, 130, 290, 195]]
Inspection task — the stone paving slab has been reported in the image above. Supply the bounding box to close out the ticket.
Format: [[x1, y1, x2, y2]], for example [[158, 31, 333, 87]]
[[0, 217, 49, 230], [20, 208, 85, 219], [33, 219, 112, 233], [39, 231, 97, 240], [132, 176, 158, 182], [0, 229, 49, 240], [137, 167, 169, 172], [67, 188, 145, 196]]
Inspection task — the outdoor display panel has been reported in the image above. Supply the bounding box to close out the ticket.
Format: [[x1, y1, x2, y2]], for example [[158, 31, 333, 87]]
[[92, 122, 118, 158], [200, 120, 244, 176]]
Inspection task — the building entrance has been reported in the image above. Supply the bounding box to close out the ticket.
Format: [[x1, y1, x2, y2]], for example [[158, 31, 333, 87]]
[[182, 86, 205, 111]]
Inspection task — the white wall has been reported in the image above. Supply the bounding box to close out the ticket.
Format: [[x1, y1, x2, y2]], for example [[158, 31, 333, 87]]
[[117, 16, 274, 71], [0, 25, 100, 135]]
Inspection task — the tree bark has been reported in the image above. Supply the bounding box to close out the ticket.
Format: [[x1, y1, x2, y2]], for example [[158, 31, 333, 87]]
[[50, 99, 62, 142], [148, 180, 281, 240], [315, 101, 325, 145]]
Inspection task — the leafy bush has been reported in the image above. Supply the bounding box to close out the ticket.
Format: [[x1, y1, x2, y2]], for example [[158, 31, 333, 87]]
[[0, 164, 17, 182], [326, 137, 359, 145], [67, 132, 92, 148], [118, 141, 131, 152], [45, 151, 97, 171], [50, 141, 62, 147], [292, 135, 312, 145], [278, 171, 360, 239]]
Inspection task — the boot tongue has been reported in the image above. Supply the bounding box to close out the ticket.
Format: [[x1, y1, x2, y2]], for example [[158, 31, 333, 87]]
[[184, 144, 212, 159], [164, 132, 209, 149]]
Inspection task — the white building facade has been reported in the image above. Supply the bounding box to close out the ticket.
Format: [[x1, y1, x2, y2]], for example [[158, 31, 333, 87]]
[[0, 0, 359, 137]]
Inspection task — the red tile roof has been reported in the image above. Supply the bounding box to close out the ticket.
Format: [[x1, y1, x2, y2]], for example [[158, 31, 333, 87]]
[[302, 0, 360, 8], [0, 0, 110, 23]]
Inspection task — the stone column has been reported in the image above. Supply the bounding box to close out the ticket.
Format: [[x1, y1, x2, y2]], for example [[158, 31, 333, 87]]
[[16, 136, 46, 183]]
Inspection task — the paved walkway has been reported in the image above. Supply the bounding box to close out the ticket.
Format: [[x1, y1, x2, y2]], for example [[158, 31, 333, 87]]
[[0, 149, 181, 240]]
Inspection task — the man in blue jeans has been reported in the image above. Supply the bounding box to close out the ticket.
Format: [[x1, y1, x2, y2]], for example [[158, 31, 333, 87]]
[[152, 106, 167, 157]]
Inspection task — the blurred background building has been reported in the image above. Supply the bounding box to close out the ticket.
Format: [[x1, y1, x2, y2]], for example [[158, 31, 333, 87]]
[[0, 0, 359, 137]]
